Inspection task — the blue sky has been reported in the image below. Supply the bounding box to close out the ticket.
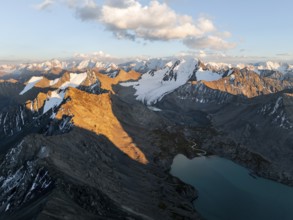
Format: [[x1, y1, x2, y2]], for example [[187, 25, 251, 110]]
[[0, 0, 293, 63]]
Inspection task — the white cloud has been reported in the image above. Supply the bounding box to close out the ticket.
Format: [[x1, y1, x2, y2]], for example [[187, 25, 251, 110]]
[[104, 0, 137, 8], [276, 53, 292, 57], [64, 0, 79, 8], [197, 17, 216, 33], [34, 0, 55, 10], [71, 50, 131, 63], [35, 0, 236, 51], [100, 1, 212, 40], [198, 50, 207, 58], [73, 51, 111, 59], [176, 50, 290, 64], [183, 36, 236, 50], [71, 50, 165, 64]]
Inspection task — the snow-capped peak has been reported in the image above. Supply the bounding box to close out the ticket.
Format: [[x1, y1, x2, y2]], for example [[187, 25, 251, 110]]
[[253, 61, 293, 73], [76, 59, 96, 70], [121, 58, 198, 105], [1, 57, 293, 81], [206, 62, 232, 70]]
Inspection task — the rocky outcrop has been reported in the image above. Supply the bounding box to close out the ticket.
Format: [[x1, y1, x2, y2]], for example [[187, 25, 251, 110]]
[[175, 81, 235, 104], [203, 69, 293, 98]]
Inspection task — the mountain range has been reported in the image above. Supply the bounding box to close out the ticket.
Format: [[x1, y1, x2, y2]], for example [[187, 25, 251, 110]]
[[1, 57, 293, 76], [0, 56, 292, 219]]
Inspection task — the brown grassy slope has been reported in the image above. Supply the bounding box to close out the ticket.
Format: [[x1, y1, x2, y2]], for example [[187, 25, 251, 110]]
[[0, 79, 18, 83], [97, 70, 140, 93], [49, 67, 63, 75], [34, 78, 50, 88], [55, 88, 148, 164], [25, 92, 47, 112]]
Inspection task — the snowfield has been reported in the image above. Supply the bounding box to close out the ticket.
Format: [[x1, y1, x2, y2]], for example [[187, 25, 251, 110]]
[[60, 73, 87, 89], [19, 76, 43, 95], [49, 78, 60, 86], [121, 58, 198, 105], [43, 90, 66, 114], [196, 68, 222, 81]]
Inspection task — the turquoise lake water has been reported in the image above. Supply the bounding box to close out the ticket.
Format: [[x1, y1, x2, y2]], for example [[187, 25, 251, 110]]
[[170, 154, 293, 220]]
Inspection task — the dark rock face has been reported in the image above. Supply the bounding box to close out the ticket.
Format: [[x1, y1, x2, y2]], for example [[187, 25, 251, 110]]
[[0, 141, 53, 219], [175, 81, 235, 104], [163, 60, 180, 82], [78, 71, 107, 95], [0, 106, 30, 137]]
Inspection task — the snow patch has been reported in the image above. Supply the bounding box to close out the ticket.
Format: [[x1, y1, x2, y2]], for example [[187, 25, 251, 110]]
[[122, 206, 153, 220], [147, 106, 162, 112], [19, 76, 43, 95], [43, 90, 65, 114], [270, 97, 283, 115], [60, 72, 87, 89], [196, 68, 222, 81], [37, 146, 50, 159], [120, 81, 139, 87], [5, 203, 10, 212], [49, 78, 60, 86], [77, 60, 96, 69], [227, 69, 234, 76]]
